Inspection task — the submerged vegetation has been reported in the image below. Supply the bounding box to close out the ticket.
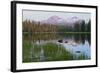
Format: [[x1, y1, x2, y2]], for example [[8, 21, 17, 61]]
[[23, 42, 89, 63]]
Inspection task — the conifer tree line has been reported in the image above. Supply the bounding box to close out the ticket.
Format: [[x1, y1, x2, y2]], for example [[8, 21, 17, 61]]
[[22, 19, 91, 33]]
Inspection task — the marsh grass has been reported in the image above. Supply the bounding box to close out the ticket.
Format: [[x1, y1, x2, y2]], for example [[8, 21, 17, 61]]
[[42, 43, 74, 61], [77, 53, 89, 60], [23, 41, 89, 63], [23, 40, 32, 62]]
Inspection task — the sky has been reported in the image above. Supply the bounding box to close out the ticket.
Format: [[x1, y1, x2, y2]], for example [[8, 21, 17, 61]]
[[23, 10, 91, 23]]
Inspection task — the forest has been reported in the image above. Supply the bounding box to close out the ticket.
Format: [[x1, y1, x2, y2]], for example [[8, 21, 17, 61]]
[[22, 19, 91, 33]]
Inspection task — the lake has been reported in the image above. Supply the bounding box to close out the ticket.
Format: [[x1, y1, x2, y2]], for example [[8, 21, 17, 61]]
[[23, 33, 91, 62]]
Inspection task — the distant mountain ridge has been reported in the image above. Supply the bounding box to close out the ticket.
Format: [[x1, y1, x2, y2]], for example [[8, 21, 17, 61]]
[[40, 16, 84, 26]]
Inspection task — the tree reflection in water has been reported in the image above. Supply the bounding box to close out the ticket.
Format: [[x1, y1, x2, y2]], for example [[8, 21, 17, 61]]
[[23, 32, 91, 63]]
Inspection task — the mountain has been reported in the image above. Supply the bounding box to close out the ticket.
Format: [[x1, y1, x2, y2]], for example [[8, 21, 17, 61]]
[[66, 16, 84, 25], [40, 16, 84, 26], [41, 16, 66, 25]]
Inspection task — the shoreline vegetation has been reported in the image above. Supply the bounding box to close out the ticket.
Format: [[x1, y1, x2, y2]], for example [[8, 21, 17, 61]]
[[22, 19, 91, 33], [23, 32, 91, 34]]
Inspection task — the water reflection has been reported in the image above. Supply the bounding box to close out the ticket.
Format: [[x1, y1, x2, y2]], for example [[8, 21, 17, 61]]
[[58, 33, 91, 45], [23, 32, 91, 62]]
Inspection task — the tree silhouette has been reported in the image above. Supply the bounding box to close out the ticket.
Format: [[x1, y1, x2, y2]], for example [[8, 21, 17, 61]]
[[87, 20, 91, 32], [80, 20, 85, 32], [74, 21, 81, 32]]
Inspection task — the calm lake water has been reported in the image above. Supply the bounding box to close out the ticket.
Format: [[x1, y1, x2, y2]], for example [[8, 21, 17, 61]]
[[23, 33, 91, 62]]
